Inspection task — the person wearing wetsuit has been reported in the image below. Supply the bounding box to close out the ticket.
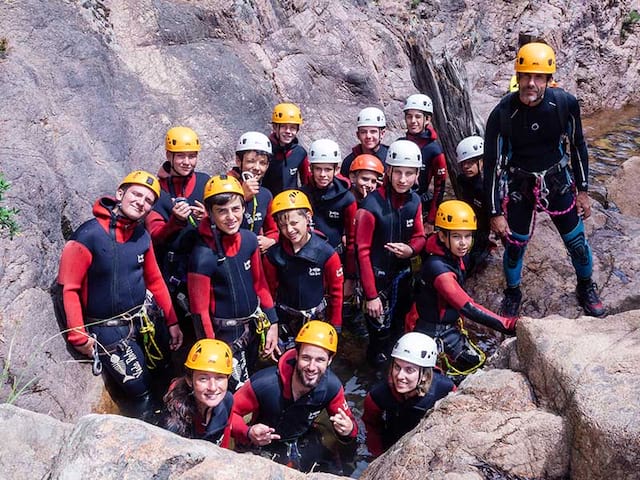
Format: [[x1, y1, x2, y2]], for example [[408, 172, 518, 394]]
[[162, 339, 234, 447], [340, 107, 389, 178], [57, 171, 183, 419], [363, 332, 455, 457], [355, 140, 426, 368], [187, 175, 279, 390], [262, 103, 310, 195], [231, 321, 357, 474], [400, 93, 448, 235], [413, 200, 515, 379], [484, 42, 605, 319]]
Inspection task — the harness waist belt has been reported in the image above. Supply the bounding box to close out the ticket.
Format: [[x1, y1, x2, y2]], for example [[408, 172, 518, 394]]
[[508, 156, 569, 178], [86, 303, 144, 328], [277, 298, 327, 319]]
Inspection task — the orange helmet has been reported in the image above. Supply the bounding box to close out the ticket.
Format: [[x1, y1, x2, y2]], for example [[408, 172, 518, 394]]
[[272, 103, 303, 125], [349, 154, 384, 176], [515, 42, 556, 75]]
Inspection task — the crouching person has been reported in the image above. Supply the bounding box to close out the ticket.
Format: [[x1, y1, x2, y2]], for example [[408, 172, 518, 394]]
[[56, 171, 183, 420], [414, 200, 516, 380], [363, 332, 455, 457], [162, 339, 234, 447], [231, 321, 357, 473]]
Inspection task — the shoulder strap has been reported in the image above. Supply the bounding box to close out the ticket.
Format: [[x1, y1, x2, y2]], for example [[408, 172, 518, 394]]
[[498, 92, 518, 141]]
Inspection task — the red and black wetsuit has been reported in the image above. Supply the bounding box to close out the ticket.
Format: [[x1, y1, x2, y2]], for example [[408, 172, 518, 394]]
[[263, 232, 344, 333], [231, 348, 357, 470], [262, 135, 310, 195], [355, 183, 425, 365], [57, 196, 178, 398], [228, 167, 278, 240], [145, 171, 209, 298], [456, 172, 492, 274], [401, 127, 447, 225], [340, 144, 389, 178], [362, 370, 455, 457], [301, 175, 357, 279]]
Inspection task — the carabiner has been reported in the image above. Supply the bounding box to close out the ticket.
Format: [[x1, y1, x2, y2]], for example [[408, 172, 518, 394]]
[[91, 334, 103, 376]]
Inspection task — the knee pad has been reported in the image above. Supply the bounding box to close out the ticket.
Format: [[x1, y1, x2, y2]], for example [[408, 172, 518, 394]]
[[504, 231, 529, 287], [561, 222, 593, 278]]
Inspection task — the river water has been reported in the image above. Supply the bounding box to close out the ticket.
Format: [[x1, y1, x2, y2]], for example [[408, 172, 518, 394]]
[[332, 105, 640, 478]]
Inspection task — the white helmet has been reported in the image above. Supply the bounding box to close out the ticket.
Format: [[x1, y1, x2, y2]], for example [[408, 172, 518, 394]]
[[357, 107, 386, 128], [456, 136, 484, 163], [309, 138, 341, 164], [236, 131, 272, 155], [391, 332, 438, 368], [403, 93, 434, 115], [385, 140, 422, 168]]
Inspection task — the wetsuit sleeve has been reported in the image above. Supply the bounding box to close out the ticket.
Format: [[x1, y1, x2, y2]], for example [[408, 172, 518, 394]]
[[323, 253, 344, 329], [58, 240, 92, 346], [326, 386, 358, 439], [251, 247, 278, 324], [231, 381, 261, 443], [145, 209, 186, 245], [483, 105, 503, 217], [433, 272, 514, 333], [362, 392, 385, 457], [355, 208, 379, 300], [188, 272, 215, 338], [427, 152, 448, 224], [408, 203, 426, 254], [299, 155, 311, 186], [343, 199, 358, 278], [261, 202, 279, 240], [567, 94, 589, 192], [261, 254, 279, 299], [144, 244, 178, 326]]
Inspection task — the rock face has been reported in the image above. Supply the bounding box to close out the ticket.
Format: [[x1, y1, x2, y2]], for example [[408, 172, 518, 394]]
[[361, 368, 569, 479], [0, 404, 344, 480], [517, 314, 640, 480], [605, 155, 640, 216], [0, 0, 639, 434]]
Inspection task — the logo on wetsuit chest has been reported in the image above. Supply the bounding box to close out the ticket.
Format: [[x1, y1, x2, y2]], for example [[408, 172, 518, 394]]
[[244, 259, 251, 270], [406, 218, 414, 228], [289, 167, 298, 176], [328, 211, 340, 219], [137, 254, 144, 264], [308, 267, 321, 276], [307, 409, 322, 422]]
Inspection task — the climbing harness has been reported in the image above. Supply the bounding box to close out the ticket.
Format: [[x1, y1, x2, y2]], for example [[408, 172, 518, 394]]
[[368, 268, 411, 330], [90, 333, 103, 376], [436, 319, 486, 378]]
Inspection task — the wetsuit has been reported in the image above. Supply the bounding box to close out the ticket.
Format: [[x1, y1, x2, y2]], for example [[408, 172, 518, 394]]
[[262, 135, 310, 195], [227, 167, 278, 240], [231, 348, 357, 472], [340, 144, 389, 178], [414, 235, 514, 367], [301, 175, 357, 279], [263, 232, 344, 337], [401, 127, 447, 225], [355, 183, 426, 366], [187, 224, 278, 385], [484, 87, 593, 288], [57, 197, 177, 405], [456, 172, 493, 274], [362, 370, 455, 457]]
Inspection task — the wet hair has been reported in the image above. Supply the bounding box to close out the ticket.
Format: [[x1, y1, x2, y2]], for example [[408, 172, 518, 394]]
[[275, 208, 310, 226], [162, 375, 197, 437], [204, 192, 244, 212]]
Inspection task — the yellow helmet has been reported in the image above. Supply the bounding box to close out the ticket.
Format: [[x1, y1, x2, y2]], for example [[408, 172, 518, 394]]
[[515, 42, 556, 75], [295, 320, 338, 354], [272, 103, 303, 125], [271, 189, 313, 216], [203, 175, 244, 202], [165, 126, 201, 152], [119, 170, 161, 199], [509, 74, 519, 93], [184, 339, 233, 375], [435, 200, 477, 231]]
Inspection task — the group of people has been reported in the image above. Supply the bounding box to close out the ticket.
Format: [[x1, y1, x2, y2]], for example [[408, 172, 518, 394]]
[[55, 41, 605, 472]]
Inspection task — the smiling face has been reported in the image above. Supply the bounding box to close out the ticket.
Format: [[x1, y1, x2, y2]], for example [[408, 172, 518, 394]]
[[272, 123, 299, 146], [237, 150, 270, 181], [518, 73, 548, 106], [189, 370, 229, 412], [115, 184, 156, 221], [404, 109, 430, 135], [168, 151, 198, 177], [209, 195, 245, 235], [351, 169, 380, 195], [356, 126, 383, 152], [438, 229, 474, 257], [295, 343, 331, 389], [311, 163, 337, 189], [276, 209, 311, 250], [390, 358, 421, 394]]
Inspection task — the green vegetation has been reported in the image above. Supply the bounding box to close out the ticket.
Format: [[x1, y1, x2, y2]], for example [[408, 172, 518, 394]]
[[1, 337, 39, 404], [0, 172, 20, 239], [621, 9, 640, 41]]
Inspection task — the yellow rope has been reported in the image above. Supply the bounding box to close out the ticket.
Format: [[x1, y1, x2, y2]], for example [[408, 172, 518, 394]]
[[138, 308, 164, 370], [438, 319, 486, 377], [253, 309, 271, 354]]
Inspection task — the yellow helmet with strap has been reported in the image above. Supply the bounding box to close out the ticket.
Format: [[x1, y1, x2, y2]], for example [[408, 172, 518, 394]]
[[271, 189, 313, 216], [203, 175, 244, 202], [165, 126, 201, 152], [272, 103, 303, 125], [515, 42, 556, 74], [295, 320, 338, 353], [184, 339, 233, 375], [119, 170, 160, 199], [435, 200, 477, 231]]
